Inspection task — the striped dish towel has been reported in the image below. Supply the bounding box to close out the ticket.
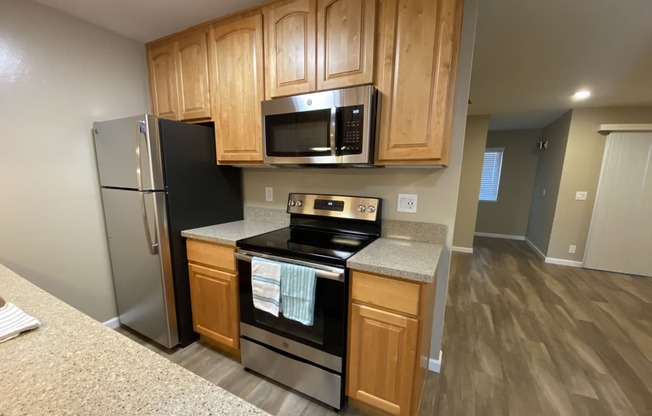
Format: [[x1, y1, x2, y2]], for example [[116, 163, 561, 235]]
[[251, 257, 282, 317], [0, 301, 41, 343], [280, 263, 316, 326]]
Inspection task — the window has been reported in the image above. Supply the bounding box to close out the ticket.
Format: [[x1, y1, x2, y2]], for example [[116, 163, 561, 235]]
[[479, 148, 504, 201]]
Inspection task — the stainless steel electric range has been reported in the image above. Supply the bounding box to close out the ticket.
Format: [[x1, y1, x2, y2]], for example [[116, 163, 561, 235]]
[[236, 193, 382, 409]]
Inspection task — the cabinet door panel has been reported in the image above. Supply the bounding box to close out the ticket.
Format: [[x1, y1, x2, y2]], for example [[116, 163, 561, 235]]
[[210, 14, 264, 163], [148, 43, 179, 120], [317, 0, 376, 90], [177, 30, 211, 120], [348, 303, 418, 416], [375, 0, 463, 165], [188, 264, 239, 349], [264, 0, 316, 98]]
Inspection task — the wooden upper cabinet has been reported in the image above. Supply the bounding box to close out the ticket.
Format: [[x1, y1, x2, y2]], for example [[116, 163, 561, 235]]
[[375, 0, 464, 165], [147, 28, 211, 121], [176, 29, 211, 120], [209, 13, 265, 163], [264, 0, 317, 98], [148, 42, 180, 120], [317, 0, 376, 90]]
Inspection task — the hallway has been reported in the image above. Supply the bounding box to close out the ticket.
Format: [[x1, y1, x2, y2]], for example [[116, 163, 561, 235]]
[[432, 237, 652, 415]]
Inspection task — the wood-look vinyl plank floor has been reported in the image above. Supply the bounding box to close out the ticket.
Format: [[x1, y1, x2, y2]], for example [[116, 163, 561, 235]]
[[115, 236, 652, 415]]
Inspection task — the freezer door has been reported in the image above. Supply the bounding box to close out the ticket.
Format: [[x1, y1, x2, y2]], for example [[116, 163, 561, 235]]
[[93, 115, 164, 190], [101, 188, 179, 348]]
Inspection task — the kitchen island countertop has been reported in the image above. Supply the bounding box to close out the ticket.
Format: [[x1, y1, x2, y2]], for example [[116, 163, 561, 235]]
[[0, 263, 268, 416]]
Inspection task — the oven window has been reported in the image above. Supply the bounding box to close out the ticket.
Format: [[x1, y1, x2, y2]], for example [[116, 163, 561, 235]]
[[254, 307, 324, 345], [265, 109, 332, 156]]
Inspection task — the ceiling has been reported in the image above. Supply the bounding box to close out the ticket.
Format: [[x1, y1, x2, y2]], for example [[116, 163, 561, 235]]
[[469, 0, 652, 130], [31, 0, 652, 131], [31, 0, 261, 43]]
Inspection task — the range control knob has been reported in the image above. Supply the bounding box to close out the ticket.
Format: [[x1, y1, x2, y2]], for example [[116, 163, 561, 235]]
[[367, 205, 376, 213], [296, 200, 303, 207], [358, 204, 366, 213], [289, 200, 296, 207]]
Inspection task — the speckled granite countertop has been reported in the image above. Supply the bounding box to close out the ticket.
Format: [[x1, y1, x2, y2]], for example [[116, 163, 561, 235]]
[[182, 220, 287, 246], [0, 264, 268, 416], [347, 238, 443, 283]]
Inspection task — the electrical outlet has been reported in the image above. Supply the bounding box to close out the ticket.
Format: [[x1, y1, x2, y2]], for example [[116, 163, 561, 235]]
[[265, 187, 273, 202], [575, 191, 588, 201], [569, 245, 576, 254], [397, 194, 418, 213], [542, 188, 546, 197]]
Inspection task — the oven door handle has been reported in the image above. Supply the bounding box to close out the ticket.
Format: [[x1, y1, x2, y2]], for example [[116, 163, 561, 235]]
[[235, 250, 345, 282]]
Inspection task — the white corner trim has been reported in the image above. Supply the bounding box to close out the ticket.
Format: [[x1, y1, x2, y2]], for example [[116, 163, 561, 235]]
[[103, 317, 120, 329], [474, 232, 525, 240], [545, 258, 584, 267], [524, 237, 546, 260], [428, 350, 443, 373], [451, 246, 473, 253]]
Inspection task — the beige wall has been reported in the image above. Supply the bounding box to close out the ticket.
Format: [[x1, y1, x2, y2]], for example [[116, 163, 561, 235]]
[[475, 129, 541, 237], [547, 106, 652, 261], [452, 115, 490, 249], [0, 0, 149, 321], [525, 111, 572, 254]]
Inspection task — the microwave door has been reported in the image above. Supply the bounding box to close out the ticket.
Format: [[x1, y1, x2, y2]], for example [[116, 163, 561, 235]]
[[263, 109, 339, 164]]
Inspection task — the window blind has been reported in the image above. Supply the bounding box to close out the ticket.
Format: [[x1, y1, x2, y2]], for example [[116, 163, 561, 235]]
[[479, 148, 504, 201]]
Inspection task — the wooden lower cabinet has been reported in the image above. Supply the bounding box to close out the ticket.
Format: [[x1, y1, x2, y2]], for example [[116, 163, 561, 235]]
[[186, 240, 240, 351], [347, 270, 435, 416], [348, 303, 418, 415]]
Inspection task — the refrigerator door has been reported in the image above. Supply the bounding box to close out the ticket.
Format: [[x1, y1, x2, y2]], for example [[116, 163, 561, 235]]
[[93, 115, 164, 191], [101, 187, 178, 348]]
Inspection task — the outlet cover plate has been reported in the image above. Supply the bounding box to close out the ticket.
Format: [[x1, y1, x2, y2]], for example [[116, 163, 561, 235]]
[[398, 194, 418, 213], [265, 187, 273, 202]]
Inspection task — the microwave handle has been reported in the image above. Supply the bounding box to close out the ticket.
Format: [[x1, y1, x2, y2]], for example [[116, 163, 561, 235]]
[[329, 106, 337, 157]]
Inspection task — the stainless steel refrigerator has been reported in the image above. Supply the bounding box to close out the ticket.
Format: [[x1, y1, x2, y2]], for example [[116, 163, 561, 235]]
[[93, 114, 242, 348]]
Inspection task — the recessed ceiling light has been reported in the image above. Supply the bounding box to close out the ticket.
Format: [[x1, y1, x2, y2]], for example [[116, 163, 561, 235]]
[[572, 90, 591, 100]]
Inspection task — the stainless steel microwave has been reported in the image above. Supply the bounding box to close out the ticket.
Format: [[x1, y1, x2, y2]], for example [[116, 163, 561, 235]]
[[261, 85, 378, 166]]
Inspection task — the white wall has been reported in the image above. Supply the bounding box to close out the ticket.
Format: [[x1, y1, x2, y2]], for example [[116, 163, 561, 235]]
[[0, 0, 149, 321]]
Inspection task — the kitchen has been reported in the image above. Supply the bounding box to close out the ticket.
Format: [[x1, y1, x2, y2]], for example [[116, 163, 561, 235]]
[[0, 0, 473, 415]]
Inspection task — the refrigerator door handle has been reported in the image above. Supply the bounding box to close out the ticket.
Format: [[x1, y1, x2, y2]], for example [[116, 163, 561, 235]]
[[136, 121, 146, 191], [140, 191, 159, 255]]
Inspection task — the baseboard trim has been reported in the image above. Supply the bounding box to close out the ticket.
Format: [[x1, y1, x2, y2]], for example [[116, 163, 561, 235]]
[[451, 246, 473, 253], [545, 258, 584, 267], [428, 350, 443, 373], [474, 232, 525, 240], [524, 237, 546, 260], [103, 317, 120, 329]]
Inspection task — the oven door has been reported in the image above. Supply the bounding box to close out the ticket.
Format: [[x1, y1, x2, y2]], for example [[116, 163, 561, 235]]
[[236, 250, 348, 370]]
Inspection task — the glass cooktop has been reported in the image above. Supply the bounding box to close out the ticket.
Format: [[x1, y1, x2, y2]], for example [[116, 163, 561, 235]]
[[236, 227, 377, 266]]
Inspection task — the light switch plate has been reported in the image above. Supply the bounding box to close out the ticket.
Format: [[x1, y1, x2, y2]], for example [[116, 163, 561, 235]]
[[575, 191, 588, 201]]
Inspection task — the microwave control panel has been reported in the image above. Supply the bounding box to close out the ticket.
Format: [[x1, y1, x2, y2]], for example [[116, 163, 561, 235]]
[[339, 105, 364, 155]]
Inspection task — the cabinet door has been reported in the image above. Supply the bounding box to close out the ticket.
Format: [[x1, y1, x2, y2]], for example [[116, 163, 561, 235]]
[[348, 303, 418, 416], [177, 29, 211, 120], [148, 42, 180, 120], [188, 263, 239, 349], [210, 14, 265, 163], [317, 0, 376, 90], [375, 0, 463, 165], [264, 0, 316, 98]]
